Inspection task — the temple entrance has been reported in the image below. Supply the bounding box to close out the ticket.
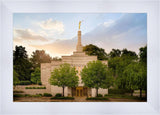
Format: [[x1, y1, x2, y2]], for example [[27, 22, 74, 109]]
[[76, 87, 83, 96], [72, 87, 88, 97]]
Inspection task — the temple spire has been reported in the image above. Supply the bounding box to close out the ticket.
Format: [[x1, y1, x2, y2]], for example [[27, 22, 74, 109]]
[[76, 21, 83, 52]]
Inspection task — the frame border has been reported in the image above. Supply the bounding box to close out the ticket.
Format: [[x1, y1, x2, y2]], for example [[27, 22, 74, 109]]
[[0, 0, 160, 115]]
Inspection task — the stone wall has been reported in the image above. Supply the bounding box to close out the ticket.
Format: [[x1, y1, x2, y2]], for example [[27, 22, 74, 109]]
[[91, 88, 108, 97], [14, 85, 49, 95]]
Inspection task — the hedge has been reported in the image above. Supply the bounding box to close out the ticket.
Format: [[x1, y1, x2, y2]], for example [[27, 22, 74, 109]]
[[17, 81, 31, 85], [13, 90, 24, 93], [43, 93, 52, 97], [25, 87, 46, 89], [55, 93, 62, 97], [97, 94, 103, 97], [13, 94, 24, 97]]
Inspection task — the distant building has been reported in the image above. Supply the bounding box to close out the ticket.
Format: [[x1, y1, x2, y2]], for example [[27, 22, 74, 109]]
[[41, 28, 108, 97]]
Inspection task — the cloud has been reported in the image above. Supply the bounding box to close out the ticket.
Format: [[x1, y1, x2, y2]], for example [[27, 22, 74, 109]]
[[38, 18, 64, 33], [82, 13, 147, 53], [104, 20, 115, 27], [30, 38, 77, 56], [14, 29, 48, 41]]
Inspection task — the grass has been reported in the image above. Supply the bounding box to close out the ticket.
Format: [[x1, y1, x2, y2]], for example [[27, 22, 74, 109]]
[[86, 97, 109, 100], [104, 94, 146, 100]]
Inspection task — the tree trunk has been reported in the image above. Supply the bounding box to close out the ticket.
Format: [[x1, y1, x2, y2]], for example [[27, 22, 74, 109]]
[[71, 87, 73, 97], [96, 88, 98, 97], [131, 90, 133, 96], [140, 88, 142, 98], [62, 86, 65, 97]]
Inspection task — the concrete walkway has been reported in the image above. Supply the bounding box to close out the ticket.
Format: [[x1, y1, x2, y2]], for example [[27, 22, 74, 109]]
[[74, 96, 87, 102]]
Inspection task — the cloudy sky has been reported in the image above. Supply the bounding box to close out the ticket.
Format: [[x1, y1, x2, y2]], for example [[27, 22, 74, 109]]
[[13, 13, 147, 57]]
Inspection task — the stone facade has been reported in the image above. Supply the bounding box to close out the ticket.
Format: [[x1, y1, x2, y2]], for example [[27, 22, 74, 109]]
[[41, 30, 108, 97]]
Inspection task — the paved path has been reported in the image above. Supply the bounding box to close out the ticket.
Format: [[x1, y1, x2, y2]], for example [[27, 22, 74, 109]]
[[74, 96, 86, 102]]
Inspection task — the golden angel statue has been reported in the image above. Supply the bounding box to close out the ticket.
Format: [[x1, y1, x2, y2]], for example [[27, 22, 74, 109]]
[[79, 21, 81, 30]]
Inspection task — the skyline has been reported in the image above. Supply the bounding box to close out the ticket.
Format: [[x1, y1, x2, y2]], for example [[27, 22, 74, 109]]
[[13, 13, 147, 57]]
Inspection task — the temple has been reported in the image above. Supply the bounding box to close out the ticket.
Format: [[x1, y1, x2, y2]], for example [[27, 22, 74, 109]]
[[41, 23, 108, 97]]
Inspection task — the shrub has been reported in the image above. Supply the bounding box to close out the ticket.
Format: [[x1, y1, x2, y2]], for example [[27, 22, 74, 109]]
[[38, 81, 42, 85], [50, 97, 74, 100], [32, 94, 42, 97], [25, 87, 46, 89], [37, 93, 43, 96], [43, 93, 52, 97], [97, 94, 103, 97], [55, 93, 62, 97], [24, 94, 31, 97], [86, 97, 109, 100], [13, 94, 24, 97], [33, 87, 36, 89], [108, 89, 126, 94], [18, 81, 31, 85], [13, 90, 23, 93], [104, 94, 108, 96]]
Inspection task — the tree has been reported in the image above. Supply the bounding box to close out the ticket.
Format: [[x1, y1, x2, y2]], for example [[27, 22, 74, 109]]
[[109, 49, 121, 58], [31, 67, 41, 84], [49, 63, 79, 97], [108, 48, 138, 89], [13, 45, 33, 81], [30, 50, 52, 69], [13, 46, 28, 64], [139, 46, 147, 98], [83, 44, 108, 60], [81, 61, 113, 97], [108, 57, 121, 78], [121, 48, 137, 59], [13, 69, 20, 88], [139, 46, 147, 64], [123, 62, 146, 97]]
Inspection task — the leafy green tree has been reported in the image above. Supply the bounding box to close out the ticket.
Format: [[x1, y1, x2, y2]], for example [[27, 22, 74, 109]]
[[108, 57, 121, 78], [81, 61, 113, 97], [109, 49, 121, 58], [49, 63, 79, 97], [108, 55, 137, 89], [13, 45, 33, 81], [139, 46, 147, 64], [30, 50, 52, 69], [108, 48, 138, 89], [123, 62, 147, 97], [123, 62, 138, 96], [83, 44, 108, 60], [13, 69, 20, 88], [31, 67, 41, 84], [121, 48, 137, 59], [139, 46, 147, 98]]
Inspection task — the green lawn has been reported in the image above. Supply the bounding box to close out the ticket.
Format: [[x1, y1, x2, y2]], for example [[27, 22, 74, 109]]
[[104, 94, 146, 100]]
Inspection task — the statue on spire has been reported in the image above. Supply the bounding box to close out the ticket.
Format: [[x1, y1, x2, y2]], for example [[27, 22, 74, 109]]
[[79, 21, 81, 30]]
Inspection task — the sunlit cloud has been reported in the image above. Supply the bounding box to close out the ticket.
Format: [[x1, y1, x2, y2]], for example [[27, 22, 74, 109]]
[[38, 18, 64, 34], [13, 28, 54, 45]]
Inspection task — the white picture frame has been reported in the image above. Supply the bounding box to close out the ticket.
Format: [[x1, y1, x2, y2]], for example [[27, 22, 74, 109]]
[[0, 0, 160, 115]]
